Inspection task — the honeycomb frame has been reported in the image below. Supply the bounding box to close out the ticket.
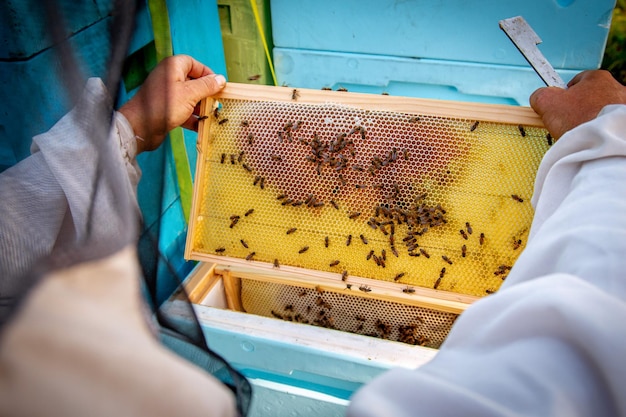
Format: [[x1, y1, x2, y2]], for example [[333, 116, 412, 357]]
[[185, 83, 548, 313]]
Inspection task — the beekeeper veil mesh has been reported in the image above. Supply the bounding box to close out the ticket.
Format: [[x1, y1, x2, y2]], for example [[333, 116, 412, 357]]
[[0, 0, 251, 415]]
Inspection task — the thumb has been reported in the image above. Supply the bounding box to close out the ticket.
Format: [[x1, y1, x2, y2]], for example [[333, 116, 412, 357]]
[[529, 86, 562, 116], [186, 74, 227, 103]]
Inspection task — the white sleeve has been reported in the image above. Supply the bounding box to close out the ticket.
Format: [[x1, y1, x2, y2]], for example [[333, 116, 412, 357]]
[[0, 78, 141, 295], [347, 105, 626, 417], [111, 110, 142, 191]]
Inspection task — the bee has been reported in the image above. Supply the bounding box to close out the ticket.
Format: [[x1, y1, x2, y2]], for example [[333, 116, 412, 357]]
[[352, 165, 365, 172], [518, 125, 526, 137], [355, 184, 367, 190], [313, 201, 324, 208], [298, 290, 307, 297], [339, 174, 347, 186], [244, 208, 254, 216], [346, 284, 352, 289], [511, 194, 524, 203], [321, 87, 332, 91], [346, 234, 352, 246], [277, 193, 287, 200], [360, 234, 368, 244], [218, 118, 228, 125], [213, 107, 220, 119], [253, 176, 261, 186], [546, 133, 553, 146], [237, 151, 245, 163], [366, 250, 375, 260], [229, 217, 240, 228], [271, 310, 283, 319], [246, 252, 256, 261], [277, 131, 284, 142], [299, 246, 310, 254], [479, 232, 485, 245], [513, 239, 522, 250], [460, 229, 468, 240], [284, 304, 294, 312], [240, 239, 248, 248], [325, 236, 329, 248], [391, 246, 399, 257], [274, 259, 280, 268], [360, 127, 366, 140], [329, 260, 340, 267], [442, 255, 453, 265], [230, 154, 235, 164], [403, 149, 409, 160], [358, 285, 372, 292], [419, 248, 430, 258], [465, 222, 473, 235], [196, 115, 208, 121], [242, 163, 252, 172], [315, 286, 324, 294], [260, 177, 265, 189], [348, 212, 361, 220], [241, 120, 250, 127], [286, 227, 297, 235], [281, 198, 293, 206], [394, 272, 406, 281], [461, 244, 467, 257], [337, 86, 348, 92], [408, 116, 420, 123], [381, 249, 387, 261], [292, 89, 299, 100], [434, 268, 446, 289], [486, 289, 495, 294], [215, 247, 226, 253], [247, 74, 261, 81], [271, 154, 282, 161], [220, 153, 226, 164], [330, 200, 339, 210], [381, 91, 389, 95], [402, 286, 415, 294]]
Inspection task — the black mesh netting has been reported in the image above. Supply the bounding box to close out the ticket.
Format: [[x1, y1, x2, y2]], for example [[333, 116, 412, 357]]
[[0, 0, 251, 415]]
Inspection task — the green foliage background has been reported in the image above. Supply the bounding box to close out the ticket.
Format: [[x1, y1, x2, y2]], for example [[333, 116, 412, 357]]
[[602, 0, 626, 84]]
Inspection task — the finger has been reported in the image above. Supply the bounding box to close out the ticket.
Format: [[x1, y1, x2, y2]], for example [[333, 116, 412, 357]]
[[181, 115, 199, 132], [567, 70, 592, 88], [179, 54, 215, 79], [192, 102, 202, 117], [529, 87, 548, 114], [529, 86, 564, 116], [185, 74, 227, 103]]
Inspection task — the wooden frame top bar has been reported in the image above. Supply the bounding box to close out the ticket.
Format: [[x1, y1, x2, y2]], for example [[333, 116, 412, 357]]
[[213, 82, 544, 127]]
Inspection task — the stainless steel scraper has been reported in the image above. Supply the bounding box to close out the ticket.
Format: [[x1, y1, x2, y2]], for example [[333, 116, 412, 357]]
[[499, 16, 567, 89]]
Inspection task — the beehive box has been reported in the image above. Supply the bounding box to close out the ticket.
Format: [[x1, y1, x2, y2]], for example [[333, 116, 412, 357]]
[[184, 83, 548, 347]]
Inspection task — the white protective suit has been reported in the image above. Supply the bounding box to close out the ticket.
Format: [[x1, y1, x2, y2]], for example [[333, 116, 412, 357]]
[[347, 104, 626, 416], [0, 79, 236, 417]]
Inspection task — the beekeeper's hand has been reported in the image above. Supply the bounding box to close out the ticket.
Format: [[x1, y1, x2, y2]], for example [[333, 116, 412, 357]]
[[119, 54, 226, 154], [530, 69, 626, 140]]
